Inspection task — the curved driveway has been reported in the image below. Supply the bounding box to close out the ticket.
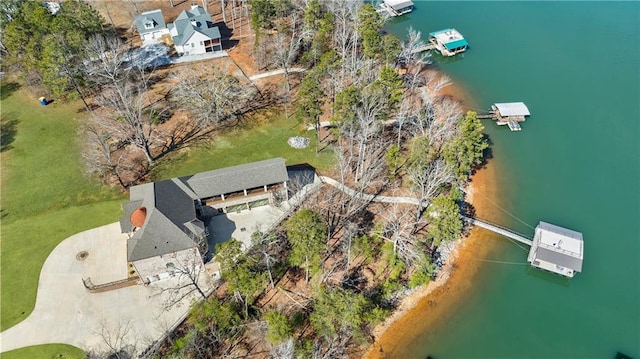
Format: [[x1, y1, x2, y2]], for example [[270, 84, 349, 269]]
[[0, 223, 192, 354]]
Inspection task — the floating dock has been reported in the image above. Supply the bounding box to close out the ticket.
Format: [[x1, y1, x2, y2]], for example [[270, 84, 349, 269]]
[[377, 0, 414, 17], [477, 102, 531, 131], [428, 28, 469, 57]]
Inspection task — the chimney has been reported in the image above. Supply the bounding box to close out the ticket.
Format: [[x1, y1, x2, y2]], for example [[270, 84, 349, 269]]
[[191, 3, 199, 10]]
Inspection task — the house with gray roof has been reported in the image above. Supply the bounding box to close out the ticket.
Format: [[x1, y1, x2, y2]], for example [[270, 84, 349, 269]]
[[134, 9, 170, 43], [168, 4, 222, 56], [120, 158, 289, 282]]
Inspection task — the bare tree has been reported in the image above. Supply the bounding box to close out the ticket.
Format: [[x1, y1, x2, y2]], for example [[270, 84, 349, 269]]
[[250, 230, 281, 290], [93, 66, 160, 165], [272, 17, 309, 94], [270, 337, 295, 359], [86, 320, 140, 359], [82, 122, 131, 188], [379, 202, 422, 266], [84, 34, 130, 89], [406, 158, 455, 221], [154, 248, 213, 310], [171, 65, 256, 126]]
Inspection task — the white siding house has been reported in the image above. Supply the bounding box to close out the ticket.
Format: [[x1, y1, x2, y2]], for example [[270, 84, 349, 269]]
[[134, 10, 170, 43]]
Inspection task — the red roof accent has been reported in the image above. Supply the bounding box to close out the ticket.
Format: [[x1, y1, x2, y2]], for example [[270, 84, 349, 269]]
[[130, 207, 147, 228]]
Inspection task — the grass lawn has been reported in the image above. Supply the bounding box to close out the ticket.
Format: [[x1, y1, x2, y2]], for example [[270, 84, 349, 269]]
[[1, 344, 85, 359], [0, 83, 336, 356], [151, 106, 335, 179], [1, 84, 125, 333]]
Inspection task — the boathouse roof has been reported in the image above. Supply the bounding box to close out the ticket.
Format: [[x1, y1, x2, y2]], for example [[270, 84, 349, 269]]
[[494, 102, 530, 117], [384, 0, 415, 11], [429, 28, 469, 50], [527, 221, 584, 276]]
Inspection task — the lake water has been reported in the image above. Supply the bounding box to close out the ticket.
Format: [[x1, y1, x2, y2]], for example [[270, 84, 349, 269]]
[[386, 2, 640, 358]]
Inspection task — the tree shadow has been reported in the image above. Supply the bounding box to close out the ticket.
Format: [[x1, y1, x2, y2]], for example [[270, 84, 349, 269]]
[[0, 82, 21, 100], [1, 113, 20, 152]]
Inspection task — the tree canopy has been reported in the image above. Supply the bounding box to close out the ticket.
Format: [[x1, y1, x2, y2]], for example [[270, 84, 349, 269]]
[[285, 208, 327, 283], [3, 0, 104, 96]]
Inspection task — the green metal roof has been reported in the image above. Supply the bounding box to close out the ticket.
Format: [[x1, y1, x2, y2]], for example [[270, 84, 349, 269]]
[[444, 39, 469, 50]]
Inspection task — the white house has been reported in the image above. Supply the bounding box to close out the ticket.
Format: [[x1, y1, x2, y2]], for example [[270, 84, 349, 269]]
[[134, 9, 170, 43], [168, 4, 222, 56]]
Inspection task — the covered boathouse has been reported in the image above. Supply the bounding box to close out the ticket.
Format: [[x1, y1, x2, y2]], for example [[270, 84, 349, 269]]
[[492, 102, 531, 131], [378, 0, 415, 17], [428, 28, 469, 57], [527, 221, 584, 278]]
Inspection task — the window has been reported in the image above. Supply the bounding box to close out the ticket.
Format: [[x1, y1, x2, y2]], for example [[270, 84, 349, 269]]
[[200, 41, 203, 45], [191, 43, 195, 48]]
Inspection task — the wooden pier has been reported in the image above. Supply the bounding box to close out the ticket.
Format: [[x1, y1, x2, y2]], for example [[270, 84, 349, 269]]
[[462, 216, 533, 246]]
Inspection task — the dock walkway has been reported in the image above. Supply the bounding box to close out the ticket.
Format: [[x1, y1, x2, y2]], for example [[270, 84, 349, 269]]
[[463, 216, 533, 246]]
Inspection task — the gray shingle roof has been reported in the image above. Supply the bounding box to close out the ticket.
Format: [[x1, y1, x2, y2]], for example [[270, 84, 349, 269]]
[[170, 6, 220, 46], [123, 158, 288, 262], [134, 9, 166, 34], [119, 199, 142, 233], [535, 247, 583, 272], [127, 210, 197, 261], [181, 158, 289, 199]]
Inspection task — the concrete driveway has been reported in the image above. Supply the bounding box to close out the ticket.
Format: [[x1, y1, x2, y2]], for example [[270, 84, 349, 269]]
[[0, 223, 195, 355]]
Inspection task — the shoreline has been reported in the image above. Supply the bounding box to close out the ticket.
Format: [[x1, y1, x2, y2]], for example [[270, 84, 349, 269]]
[[361, 67, 500, 356], [363, 163, 500, 359]]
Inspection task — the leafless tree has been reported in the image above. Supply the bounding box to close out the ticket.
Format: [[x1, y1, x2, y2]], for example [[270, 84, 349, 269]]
[[86, 320, 140, 359], [379, 202, 422, 266], [250, 231, 281, 290], [93, 66, 161, 165], [84, 34, 130, 89], [406, 158, 454, 221], [270, 337, 295, 359], [399, 26, 431, 71], [82, 122, 131, 188], [272, 17, 310, 94], [154, 248, 213, 310], [171, 65, 256, 126]]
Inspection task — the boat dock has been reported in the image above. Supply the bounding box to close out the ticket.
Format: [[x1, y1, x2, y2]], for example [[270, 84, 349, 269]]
[[377, 0, 414, 17], [463, 216, 533, 246], [428, 28, 469, 57], [463, 216, 584, 278], [477, 102, 531, 131]]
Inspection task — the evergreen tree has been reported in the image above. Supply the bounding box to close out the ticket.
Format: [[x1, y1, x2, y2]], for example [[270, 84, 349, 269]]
[[444, 111, 489, 180], [285, 208, 327, 283]]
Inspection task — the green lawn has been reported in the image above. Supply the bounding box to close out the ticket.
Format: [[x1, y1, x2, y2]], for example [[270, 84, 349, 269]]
[[152, 107, 335, 179], [1, 344, 85, 359], [0, 84, 336, 357], [1, 84, 125, 334]]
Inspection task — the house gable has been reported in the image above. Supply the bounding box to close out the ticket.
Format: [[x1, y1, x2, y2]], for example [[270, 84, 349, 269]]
[[134, 9, 167, 35]]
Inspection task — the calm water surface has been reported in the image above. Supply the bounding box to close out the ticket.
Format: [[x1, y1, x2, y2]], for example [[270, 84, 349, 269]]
[[386, 2, 639, 358]]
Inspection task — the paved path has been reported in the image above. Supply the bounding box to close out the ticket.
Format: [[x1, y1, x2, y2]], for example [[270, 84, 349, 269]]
[[248, 67, 306, 81], [0, 223, 196, 355], [319, 176, 421, 205]]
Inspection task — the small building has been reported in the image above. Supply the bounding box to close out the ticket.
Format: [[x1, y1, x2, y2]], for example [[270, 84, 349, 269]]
[[378, 0, 415, 17], [527, 221, 584, 278], [134, 9, 170, 43], [168, 4, 222, 56], [491, 102, 531, 131], [120, 158, 289, 282], [428, 28, 469, 57]]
